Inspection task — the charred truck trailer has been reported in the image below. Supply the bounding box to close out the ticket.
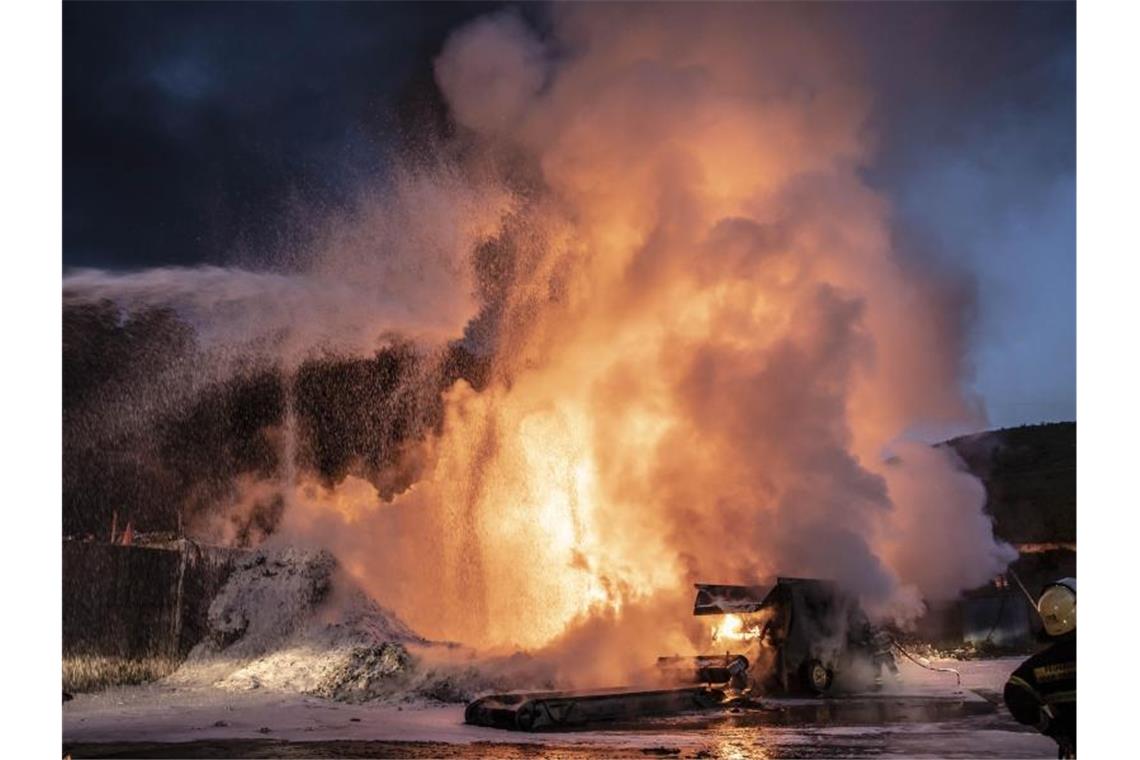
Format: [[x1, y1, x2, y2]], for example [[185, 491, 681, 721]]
[[466, 577, 897, 730]]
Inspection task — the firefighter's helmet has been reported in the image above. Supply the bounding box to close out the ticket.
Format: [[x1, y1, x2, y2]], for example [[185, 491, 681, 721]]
[[1037, 577, 1076, 637]]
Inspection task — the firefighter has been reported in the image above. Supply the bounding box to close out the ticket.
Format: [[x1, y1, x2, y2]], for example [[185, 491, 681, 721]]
[[1003, 577, 1076, 758], [870, 627, 899, 684]]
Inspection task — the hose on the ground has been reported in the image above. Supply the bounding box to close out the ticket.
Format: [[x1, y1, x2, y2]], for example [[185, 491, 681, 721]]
[[888, 637, 962, 687]]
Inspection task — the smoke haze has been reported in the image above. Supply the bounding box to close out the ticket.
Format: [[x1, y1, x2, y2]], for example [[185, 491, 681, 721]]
[[64, 4, 1025, 681]]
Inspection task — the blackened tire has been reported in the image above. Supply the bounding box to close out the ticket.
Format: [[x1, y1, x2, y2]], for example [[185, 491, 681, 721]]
[[800, 659, 834, 695]]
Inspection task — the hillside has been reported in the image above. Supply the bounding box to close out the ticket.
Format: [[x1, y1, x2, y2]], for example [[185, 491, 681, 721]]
[[946, 422, 1076, 545]]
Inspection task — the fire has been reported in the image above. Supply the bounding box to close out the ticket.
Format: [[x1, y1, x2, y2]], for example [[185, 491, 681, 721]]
[[266, 5, 1016, 656], [711, 614, 765, 644], [712, 615, 746, 643]]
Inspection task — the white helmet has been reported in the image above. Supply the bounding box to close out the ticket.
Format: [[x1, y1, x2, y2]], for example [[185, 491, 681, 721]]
[[1037, 577, 1076, 637]]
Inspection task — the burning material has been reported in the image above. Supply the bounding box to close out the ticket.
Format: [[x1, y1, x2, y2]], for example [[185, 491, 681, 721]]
[[63, 4, 1018, 664], [274, 6, 1016, 652], [464, 575, 899, 731], [710, 615, 764, 644], [694, 579, 898, 695]]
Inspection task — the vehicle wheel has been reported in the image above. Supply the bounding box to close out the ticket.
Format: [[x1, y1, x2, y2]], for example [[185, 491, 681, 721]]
[[800, 659, 834, 695]]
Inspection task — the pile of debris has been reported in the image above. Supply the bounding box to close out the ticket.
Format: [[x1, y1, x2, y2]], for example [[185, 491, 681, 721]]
[[170, 546, 433, 702]]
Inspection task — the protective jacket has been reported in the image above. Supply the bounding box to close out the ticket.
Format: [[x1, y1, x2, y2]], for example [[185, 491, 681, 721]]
[[1003, 634, 1076, 758]]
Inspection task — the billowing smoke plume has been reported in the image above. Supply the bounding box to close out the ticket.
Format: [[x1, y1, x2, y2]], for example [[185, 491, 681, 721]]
[[64, 5, 1016, 677], [271, 5, 1017, 660]]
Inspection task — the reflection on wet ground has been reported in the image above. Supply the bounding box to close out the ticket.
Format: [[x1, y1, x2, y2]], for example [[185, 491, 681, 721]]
[[65, 694, 1051, 759], [561, 692, 999, 733], [64, 740, 657, 759]]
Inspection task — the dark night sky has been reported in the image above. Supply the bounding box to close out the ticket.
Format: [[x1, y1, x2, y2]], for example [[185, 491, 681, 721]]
[[62, 1, 1074, 429], [63, 1, 503, 269]]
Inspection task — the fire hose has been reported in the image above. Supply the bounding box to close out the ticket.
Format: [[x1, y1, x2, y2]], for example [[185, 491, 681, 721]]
[[884, 567, 1053, 692], [887, 637, 962, 687], [886, 567, 1043, 689]]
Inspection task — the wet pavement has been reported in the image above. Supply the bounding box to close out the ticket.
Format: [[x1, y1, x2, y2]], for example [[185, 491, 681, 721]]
[[64, 693, 1054, 758], [63, 659, 1058, 758]]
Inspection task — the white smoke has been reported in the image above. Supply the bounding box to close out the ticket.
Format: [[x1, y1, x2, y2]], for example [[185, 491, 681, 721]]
[[64, 5, 1019, 671], [434, 12, 547, 138]]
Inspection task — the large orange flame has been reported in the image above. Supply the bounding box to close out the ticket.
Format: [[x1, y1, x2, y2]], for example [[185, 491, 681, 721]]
[[272, 6, 1016, 662]]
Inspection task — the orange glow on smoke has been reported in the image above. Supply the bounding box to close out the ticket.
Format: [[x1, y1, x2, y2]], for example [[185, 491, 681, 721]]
[[270, 5, 1015, 657]]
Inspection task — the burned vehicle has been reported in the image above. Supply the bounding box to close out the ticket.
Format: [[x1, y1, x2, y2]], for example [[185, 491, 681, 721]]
[[465, 576, 897, 730], [464, 685, 727, 731], [694, 577, 897, 695]]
